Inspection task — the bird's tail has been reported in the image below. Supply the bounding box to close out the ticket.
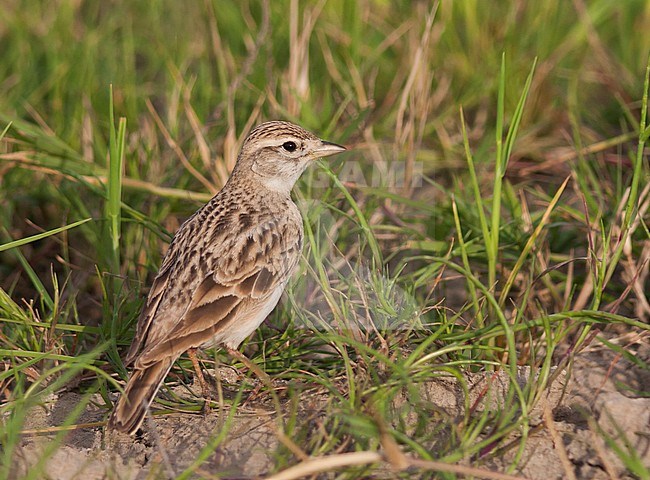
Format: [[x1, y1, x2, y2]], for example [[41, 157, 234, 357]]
[[108, 358, 174, 435]]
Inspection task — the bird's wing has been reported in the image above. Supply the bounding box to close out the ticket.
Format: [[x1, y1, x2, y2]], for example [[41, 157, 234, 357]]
[[124, 232, 186, 365], [133, 217, 302, 369]]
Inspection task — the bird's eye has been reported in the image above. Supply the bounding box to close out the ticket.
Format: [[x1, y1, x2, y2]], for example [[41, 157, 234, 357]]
[[282, 141, 297, 152]]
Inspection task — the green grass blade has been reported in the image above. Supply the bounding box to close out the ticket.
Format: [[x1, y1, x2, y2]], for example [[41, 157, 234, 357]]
[[460, 107, 492, 258], [451, 195, 481, 324], [603, 54, 650, 286], [0, 121, 11, 140], [502, 58, 537, 172], [499, 176, 569, 307], [0, 218, 91, 253], [106, 85, 127, 279]]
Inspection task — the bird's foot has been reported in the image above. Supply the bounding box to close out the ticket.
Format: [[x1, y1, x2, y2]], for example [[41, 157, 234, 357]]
[[187, 348, 216, 413]]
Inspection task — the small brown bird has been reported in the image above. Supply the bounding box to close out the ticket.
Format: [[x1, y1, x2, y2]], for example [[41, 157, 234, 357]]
[[109, 121, 345, 434]]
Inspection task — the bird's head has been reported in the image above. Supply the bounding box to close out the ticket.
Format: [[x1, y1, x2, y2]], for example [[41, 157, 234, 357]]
[[233, 121, 346, 192]]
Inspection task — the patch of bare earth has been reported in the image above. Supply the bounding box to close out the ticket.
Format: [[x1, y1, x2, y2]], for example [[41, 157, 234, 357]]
[[10, 338, 650, 479]]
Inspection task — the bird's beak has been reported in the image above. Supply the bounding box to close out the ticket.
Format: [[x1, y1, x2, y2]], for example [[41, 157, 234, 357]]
[[313, 140, 347, 158]]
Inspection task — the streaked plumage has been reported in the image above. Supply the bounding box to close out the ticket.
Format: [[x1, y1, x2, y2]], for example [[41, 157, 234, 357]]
[[109, 121, 345, 434]]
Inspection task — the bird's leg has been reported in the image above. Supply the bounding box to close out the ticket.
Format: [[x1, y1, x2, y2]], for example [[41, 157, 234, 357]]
[[187, 348, 212, 411], [225, 347, 273, 403]]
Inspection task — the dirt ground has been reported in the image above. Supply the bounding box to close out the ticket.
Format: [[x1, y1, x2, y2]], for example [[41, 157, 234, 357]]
[[9, 339, 650, 479]]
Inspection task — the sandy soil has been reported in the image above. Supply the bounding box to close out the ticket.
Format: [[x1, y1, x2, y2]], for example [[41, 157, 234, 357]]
[[9, 340, 650, 479]]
